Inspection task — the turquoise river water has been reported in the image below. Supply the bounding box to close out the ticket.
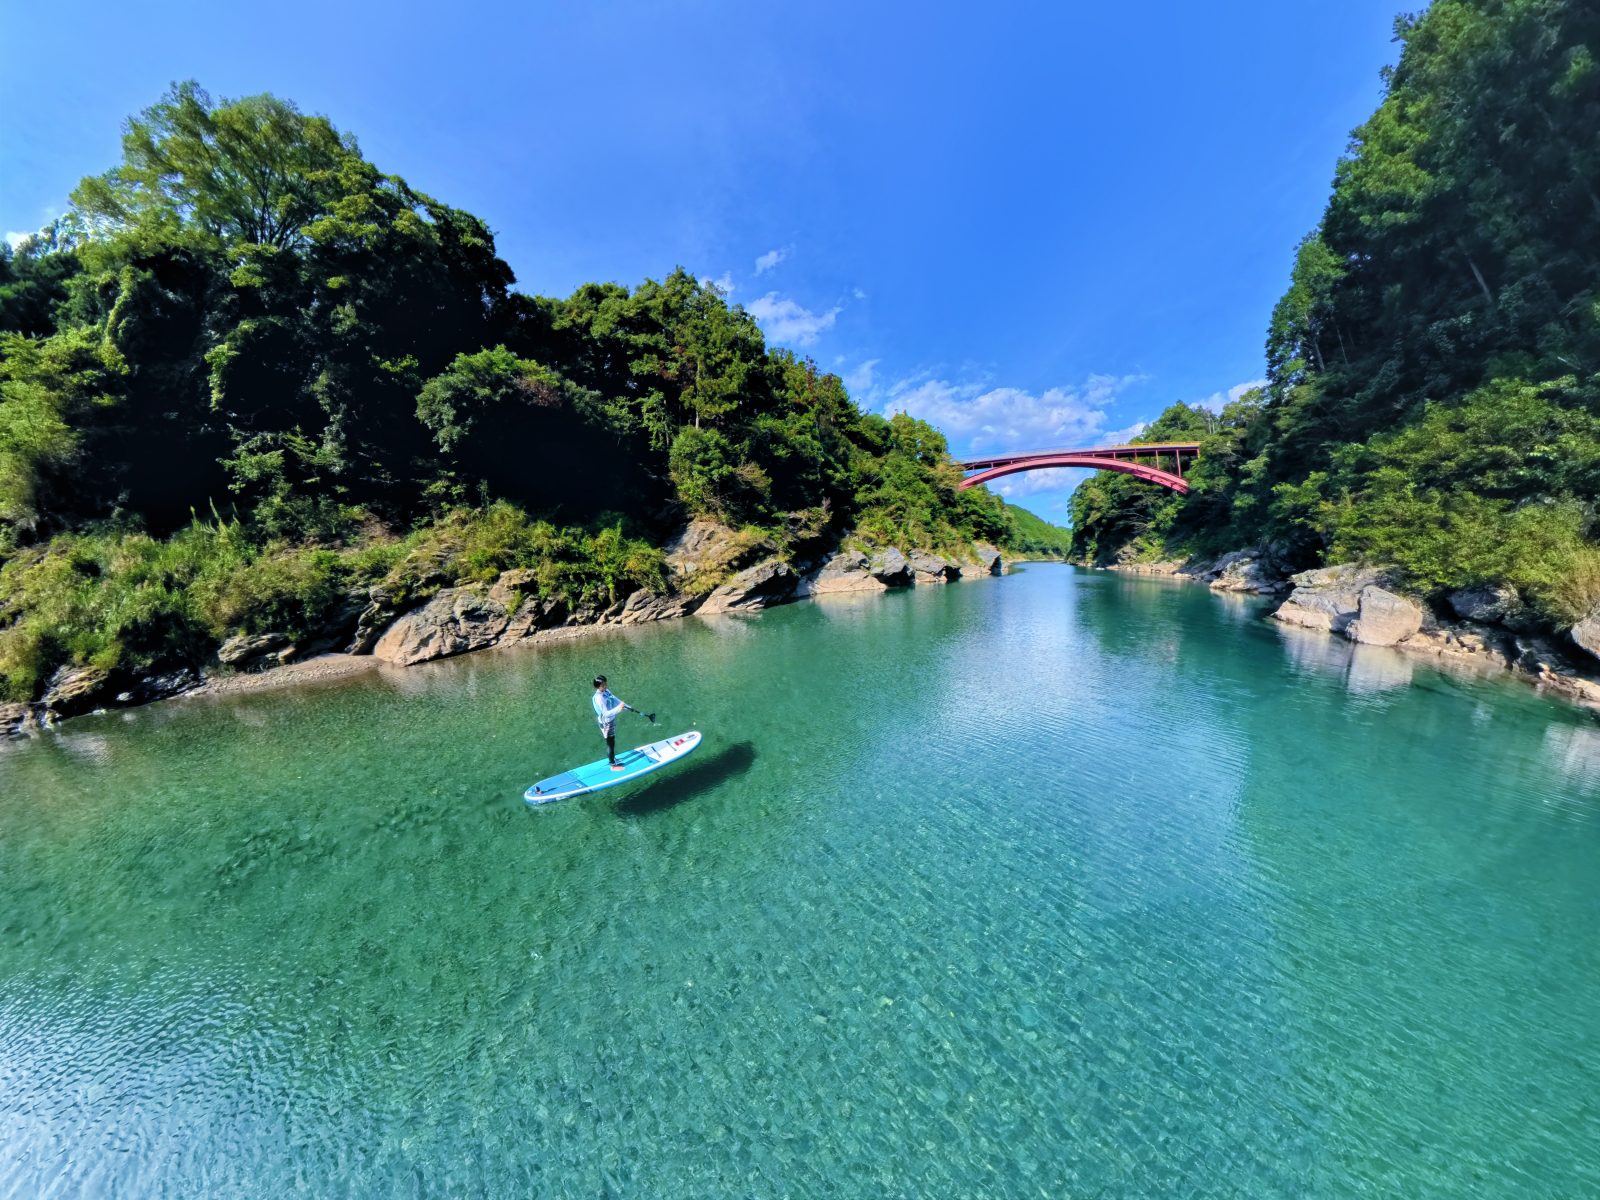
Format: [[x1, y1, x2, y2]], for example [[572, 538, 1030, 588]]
[[2, 565, 1599, 1197]]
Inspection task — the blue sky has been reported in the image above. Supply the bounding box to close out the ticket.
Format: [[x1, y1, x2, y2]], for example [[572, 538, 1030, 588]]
[[0, 0, 1403, 523]]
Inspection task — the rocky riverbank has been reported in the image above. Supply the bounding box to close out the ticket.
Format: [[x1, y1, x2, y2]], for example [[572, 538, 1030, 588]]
[[1105, 550, 1600, 710], [1, 524, 1005, 736]]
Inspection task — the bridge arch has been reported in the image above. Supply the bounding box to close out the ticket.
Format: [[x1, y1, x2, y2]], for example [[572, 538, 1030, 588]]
[[956, 442, 1200, 495]]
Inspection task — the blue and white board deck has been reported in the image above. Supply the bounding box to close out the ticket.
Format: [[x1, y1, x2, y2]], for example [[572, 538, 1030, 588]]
[[524, 731, 702, 805]]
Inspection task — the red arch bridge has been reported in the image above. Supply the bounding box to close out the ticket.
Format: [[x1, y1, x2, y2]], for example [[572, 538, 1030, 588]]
[[956, 442, 1202, 494]]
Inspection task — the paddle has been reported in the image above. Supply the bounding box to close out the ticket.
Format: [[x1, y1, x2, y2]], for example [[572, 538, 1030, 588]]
[[624, 704, 657, 724]]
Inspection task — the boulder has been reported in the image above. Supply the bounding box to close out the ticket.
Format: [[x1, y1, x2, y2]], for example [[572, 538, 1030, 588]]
[[1346, 586, 1424, 646], [218, 632, 292, 670], [697, 561, 799, 615], [868, 548, 914, 587], [796, 549, 889, 597], [372, 587, 510, 666], [1271, 564, 1390, 633], [907, 550, 960, 584], [1203, 548, 1288, 595], [41, 664, 112, 716], [618, 590, 702, 624], [1448, 584, 1518, 625], [967, 543, 1003, 577], [1571, 609, 1600, 665]]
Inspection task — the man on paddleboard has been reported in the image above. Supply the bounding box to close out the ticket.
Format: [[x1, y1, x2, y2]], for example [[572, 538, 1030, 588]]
[[592, 675, 628, 770]]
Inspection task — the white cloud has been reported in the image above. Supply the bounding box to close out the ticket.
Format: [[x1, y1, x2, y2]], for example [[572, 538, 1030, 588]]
[[990, 468, 1097, 499], [852, 287, 868, 300], [4, 231, 35, 251], [746, 292, 841, 346], [881, 372, 1147, 456], [1196, 378, 1266, 412], [754, 247, 786, 275], [701, 272, 735, 295], [843, 358, 879, 394]]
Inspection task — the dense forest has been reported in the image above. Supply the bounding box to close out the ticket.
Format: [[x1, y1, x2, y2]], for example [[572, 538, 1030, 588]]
[[0, 83, 1068, 704], [1069, 0, 1600, 628]]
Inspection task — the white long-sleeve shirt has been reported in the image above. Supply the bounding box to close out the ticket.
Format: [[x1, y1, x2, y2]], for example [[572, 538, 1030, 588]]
[[592, 688, 625, 728]]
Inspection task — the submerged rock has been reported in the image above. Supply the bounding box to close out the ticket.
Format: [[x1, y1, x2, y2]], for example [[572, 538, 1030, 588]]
[[1346, 586, 1424, 646], [372, 587, 510, 666]]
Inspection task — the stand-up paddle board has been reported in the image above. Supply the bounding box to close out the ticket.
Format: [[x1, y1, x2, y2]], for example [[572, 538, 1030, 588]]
[[524, 731, 702, 805]]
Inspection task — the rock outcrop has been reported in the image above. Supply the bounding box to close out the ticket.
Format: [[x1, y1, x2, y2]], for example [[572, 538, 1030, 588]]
[[796, 549, 890, 597], [1570, 607, 1600, 666], [1273, 565, 1424, 646], [1106, 560, 1184, 578], [907, 550, 960, 584], [349, 586, 401, 654], [618, 590, 701, 624], [0, 525, 1021, 735], [664, 520, 772, 583], [1346, 586, 1425, 646], [869, 548, 913, 587], [1262, 560, 1600, 708], [1272, 564, 1392, 634], [697, 561, 799, 615], [40, 665, 113, 717], [372, 587, 511, 666], [967, 543, 1003, 577], [0, 702, 33, 737], [1448, 584, 1518, 624], [1198, 548, 1289, 595], [218, 632, 293, 670]]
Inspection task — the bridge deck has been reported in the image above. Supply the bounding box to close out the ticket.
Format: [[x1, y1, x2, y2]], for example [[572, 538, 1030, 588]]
[[956, 442, 1201, 471]]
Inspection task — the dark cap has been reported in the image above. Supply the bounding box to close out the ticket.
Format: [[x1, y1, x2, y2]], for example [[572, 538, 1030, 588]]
[[593, 675, 607, 687]]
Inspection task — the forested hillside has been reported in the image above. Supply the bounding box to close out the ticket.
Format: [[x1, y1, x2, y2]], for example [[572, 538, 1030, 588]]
[[1069, 0, 1600, 627], [0, 84, 1046, 704]]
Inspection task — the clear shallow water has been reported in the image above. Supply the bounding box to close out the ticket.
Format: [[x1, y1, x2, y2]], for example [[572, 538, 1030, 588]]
[[2, 564, 1598, 1197]]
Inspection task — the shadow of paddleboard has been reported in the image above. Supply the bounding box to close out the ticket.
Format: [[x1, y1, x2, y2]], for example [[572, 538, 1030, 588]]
[[614, 740, 756, 817]]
